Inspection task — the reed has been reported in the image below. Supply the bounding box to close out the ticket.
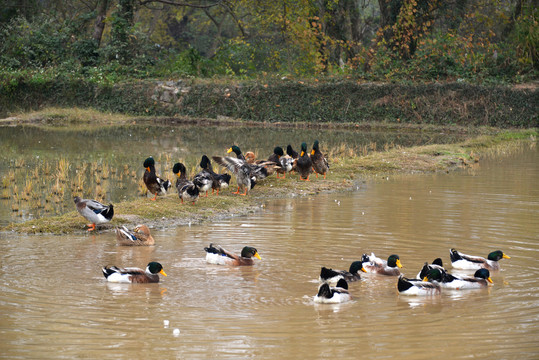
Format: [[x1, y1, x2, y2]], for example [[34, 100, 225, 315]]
[[138, 180, 148, 197], [43, 162, 51, 176], [51, 177, 64, 195], [7, 170, 15, 182], [57, 158, 70, 183], [14, 158, 25, 168], [101, 165, 110, 179], [0, 188, 10, 199], [1, 176, 9, 189]]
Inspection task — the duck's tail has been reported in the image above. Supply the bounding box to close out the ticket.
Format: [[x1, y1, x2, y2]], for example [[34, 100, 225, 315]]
[[102, 204, 114, 221], [449, 248, 462, 262]]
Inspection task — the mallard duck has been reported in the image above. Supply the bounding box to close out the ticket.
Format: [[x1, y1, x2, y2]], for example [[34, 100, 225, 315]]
[[449, 248, 510, 271], [172, 162, 199, 204], [212, 156, 256, 195], [204, 243, 261, 266], [397, 275, 441, 296], [73, 196, 114, 231], [297, 142, 313, 181], [199, 155, 230, 195], [314, 279, 352, 304], [102, 261, 167, 283], [319, 261, 362, 285], [416, 258, 445, 279], [193, 156, 213, 197], [310, 140, 329, 179], [143, 157, 171, 201], [286, 144, 299, 159], [361, 253, 403, 276], [226, 145, 275, 181], [266, 146, 293, 179], [115, 224, 155, 246], [425, 268, 493, 290]]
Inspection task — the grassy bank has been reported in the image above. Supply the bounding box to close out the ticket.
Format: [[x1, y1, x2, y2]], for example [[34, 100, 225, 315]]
[[1, 120, 536, 235], [1, 76, 537, 128]]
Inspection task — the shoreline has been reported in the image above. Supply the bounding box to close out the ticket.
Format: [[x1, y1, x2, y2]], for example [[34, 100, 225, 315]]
[[1, 112, 536, 235]]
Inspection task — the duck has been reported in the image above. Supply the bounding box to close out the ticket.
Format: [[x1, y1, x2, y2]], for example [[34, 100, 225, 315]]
[[102, 261, 167, 283], [143, 157, 171, 201], [115, 224, 155, 246], [425, 268, 493, 290], [449, 248, 510, 271], [199, 155, 231, 195], [361, 253, 403, 276], [204, 243, 261, 266], [193, 156, 213, 197], [228, 145, 276, 179], [397, 275, 441, 296], [311, 140, 329, 179], [286, 144, 299, 159], [276, 155, 294, 179], [212, 156, 257, 195], [314, 279, 352, 304], [172, 162, 200, 204], [319, 261, 362, 286], [73, 196, 114, 231], [296, 142, 313, 181], [416, 258, 445, 279]]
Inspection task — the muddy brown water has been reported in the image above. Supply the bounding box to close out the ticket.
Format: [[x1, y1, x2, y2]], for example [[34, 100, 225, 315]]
[[1, 141, 538, 359]]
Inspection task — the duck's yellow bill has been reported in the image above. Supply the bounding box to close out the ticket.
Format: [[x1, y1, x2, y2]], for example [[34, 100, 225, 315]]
[[160, 269, 168, 277], [503, 254, 511, 259], [227, 148, 233, 153], [360, 267, 367, 273], [311, 149, 315, 155], [254, 252, 261, 260], [487, 277, 493, 284], [300, 151, 305, 157], [423, 276, 429, 282], [396, 259, 403, 268]]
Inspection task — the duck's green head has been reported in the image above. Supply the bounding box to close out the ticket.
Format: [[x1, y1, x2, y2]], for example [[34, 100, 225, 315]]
[[488, 250, 510, 261], [423, 268, 443, 282], [311, 140, 320, 155], [241, 246, 261, 259], [227, 145, 242, 155], [200, 155, 210, 169], [349, 261, 363, 274], [300, 142, 308, 157], [143, 157, 155, 171], [474, 268, 493, 283], [274, 146, 284, 157], [147, 262, 167, 276], [172, 162, 185, 177], [388, 254, 403, 268]]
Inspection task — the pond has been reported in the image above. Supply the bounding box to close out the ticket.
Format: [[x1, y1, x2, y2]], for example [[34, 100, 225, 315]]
[[0, 141, 537, 359], [0, 123, 465, 225]]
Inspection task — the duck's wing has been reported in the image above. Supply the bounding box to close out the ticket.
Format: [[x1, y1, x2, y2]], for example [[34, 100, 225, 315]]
[[84, 199, 109, 213], [212, 156, 244, 174], [204, 244, 239, 260], [450, 249, 486, 264], [116, 226, 137, 242]]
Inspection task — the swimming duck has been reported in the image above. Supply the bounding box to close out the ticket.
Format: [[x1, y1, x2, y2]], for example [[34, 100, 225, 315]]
[[397, 275, 441, 296], [102, 261, 167, 283], [449, 248, 510, 271], [199, 155, 230, 195], [416, 258, 445, 279], [425, 268, 493, 290], [310, 140, 329, 179], [296, 142, 313, 181], [115, 224, 155, 246], [143, 157, 171, 201], [172, 162, 200, 204], [319, 261, 362, 285], [193, 156, 213, 197], [204, 243, 261, 266], [314, 279, 352, 304], [73, 196, 114, 231], [361, 253, 403, 276]]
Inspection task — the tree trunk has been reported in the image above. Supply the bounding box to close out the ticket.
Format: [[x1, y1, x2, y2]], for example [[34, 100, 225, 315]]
[[93, 0, 109, 47]]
